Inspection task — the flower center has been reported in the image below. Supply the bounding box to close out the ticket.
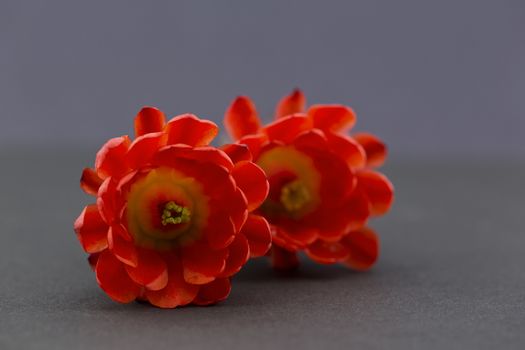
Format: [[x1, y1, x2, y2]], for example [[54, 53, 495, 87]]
[[161, 201, 192, 226], [280, 180, 310, 213]]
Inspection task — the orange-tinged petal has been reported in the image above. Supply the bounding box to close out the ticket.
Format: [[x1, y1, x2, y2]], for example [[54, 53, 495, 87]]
[[305, 240, 350, 264], [95, 136, 131, 178], [95, 250, 140, 303], [275, 89, 306, 119], [237, 133, 268, 159], [126, 132, 166, 169], [154, 144, 234, 171], [230, 188, 249, 232], [182, 240, 228, 285], [275, 225, 318, 249], [353, 132, 387, 168], [165, 113, 218, 146], [293, 129, 329, 150], [145, 255, 199, 308], [264, 114, 312, 143], [74, 204, 108, 253], [308, 104, 356, 132], [193, 278, 231, 306], [340, 227, 379, 271], [220, 143, 253, 164], [80, 168, 103, 196], [97, 177, 119, 225], [231, 161, 269, 211], [325, 132, 367, 169], [271, 246, 299, 270], [124, 248, 168, 291], [224, 96, 261, 140], [218, 234, 250, 278], [204, 214, 236, 250], [241, 214, 272, 257], [357, 170, 394, 215], [134, 106, 166, 137], [108, 225, 137, 267]]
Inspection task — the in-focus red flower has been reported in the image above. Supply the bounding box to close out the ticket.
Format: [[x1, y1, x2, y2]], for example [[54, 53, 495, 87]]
[[75, 108, 271, 308], [223, 90, 394, 270]]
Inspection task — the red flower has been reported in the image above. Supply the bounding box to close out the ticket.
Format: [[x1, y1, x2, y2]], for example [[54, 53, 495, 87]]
[[224, 90, 394, 270], [74, 108, 271, 308]]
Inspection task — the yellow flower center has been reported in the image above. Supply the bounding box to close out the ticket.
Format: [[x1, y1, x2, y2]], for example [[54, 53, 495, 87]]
[[280, 180, 311, 213], [161, 201, 192, 226]]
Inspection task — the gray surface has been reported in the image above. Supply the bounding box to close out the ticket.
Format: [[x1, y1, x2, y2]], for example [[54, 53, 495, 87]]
[[0, 150, 524, 349], [1, 0, 525, 157]]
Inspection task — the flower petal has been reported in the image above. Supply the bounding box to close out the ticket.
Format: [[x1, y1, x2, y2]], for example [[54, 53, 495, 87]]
[[230, 188, 249, 232], [108, 225, 137, 267], [80, 168, 103, 196], [182, 240, 228, 285], [218, 234, 250, 278], [308, 104, 356, 132], [305, 240, 350, 264], [293, 129, 329, 150], [204, 213, 236, 250], [237, 133, 268, 159], [275, 89, 306, 119], [224, 96, 261, 140], [95, 250, 140, 303], [340, 227, 379, 271], [357, 170, 394, 215], [95, 136, 131, 178], [97, 177, 119, 225], [165, 113, 218, 146], [325, 132, 367, 169], [193, 278, 231, 306], [154, 144, 233, 171], [353, 132, 387, 168], [271, 246, 299, 270], [126, 132, 166, 169], [74, 204, 109, 253], [134, 106, 166, 137], [264, 114, 312, 143], [220, 143, 253, 164], [241, 214, 272, 257], [124, 248, 168, 291], [231, 161, 269, 211]]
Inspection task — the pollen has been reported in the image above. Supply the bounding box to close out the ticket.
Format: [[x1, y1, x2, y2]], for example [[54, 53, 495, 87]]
[[161, 201, 191, 226], [280, 180, 311, 212]]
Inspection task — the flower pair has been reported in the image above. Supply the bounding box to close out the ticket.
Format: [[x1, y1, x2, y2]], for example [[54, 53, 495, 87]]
[[74, 90, 394, 308]]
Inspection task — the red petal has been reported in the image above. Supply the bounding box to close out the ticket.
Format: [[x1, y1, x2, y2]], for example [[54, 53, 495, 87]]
[[220, 143, 253, 164], [108, 225, 137, 267], [353, 132, 387, 168], [80, 168, 103, 196], [74, 204, 108, 253], [224, 96, 261, 140], [126, 132, 166, 169], [145, 254, 199, 308], [237, 133, 268, 159], [241, 214, 272, 257], [231, 161, 269, 211], [275, 89, 306, 119], [274, 225, 318, 249], [134, 106, 166, 137], [124, 249, 168, 291], [165, 114, 218, 146], [271, 246, 299, 270], [357, 170, 394, 215], [305, 240, 350, 264], [96, 177, 119, 225], [182, 240, 228, 285], [264, 114, 312, 143], [95, 136, 131, 178], [230, 188, 249, 232], [308, 104, 356, 132], [218, 234, 250, 278], [155, 144, 233, 171], [325, 132, 367, 169], [204, 213, 236, 250], [293, 129, 329, 150], [95, 250, 140, 303], [88, 253, 100, 271], [340, 227, 379, 270], [193, 278, 231, 306]]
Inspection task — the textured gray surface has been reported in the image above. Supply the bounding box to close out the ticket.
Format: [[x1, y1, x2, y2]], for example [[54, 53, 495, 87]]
[[0, 150, 524, 349]]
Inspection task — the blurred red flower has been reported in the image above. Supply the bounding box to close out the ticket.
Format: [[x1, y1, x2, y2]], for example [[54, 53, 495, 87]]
[[224, 90, 394, 270], [75, 108, 271, 308]]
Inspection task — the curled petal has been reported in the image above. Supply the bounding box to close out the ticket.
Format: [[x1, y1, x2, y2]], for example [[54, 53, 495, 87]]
[[80, 168, 103, 196], [326, 132, 367, 169], [193, 278, 231, 306], [166, 113, 218, 146], [126, 132, 167, 169], [74, 204, 108, 253], [124, 249, 168, 291], [353, 132, 387, 168], [237, 133, 268, 159], [95, 250, 140, 303], [308, 104, 356, 132], [145, 255, 199, 308], [264, 114, 312, 143], [357, 170, 394, 216], [241, 214, 272, 257], [340, 227, 379, 271], [182, 240, 228, 285], [220, 143, 253, 164], [134, 106, 166, 137], [271, 246, 299, 270], [275, 89, 306, 119], [305, 240, 350, 264], [224, 96, 261, 140], [108, 225, 137, 267], [231, 161, 269, 211], [218, 234, 250, 278], [95, 136, 131, 179]]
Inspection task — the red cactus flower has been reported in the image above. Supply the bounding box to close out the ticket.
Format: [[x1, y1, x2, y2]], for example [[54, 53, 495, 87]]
[[224, 90, 394, 271], [74, 107, 271, 308]]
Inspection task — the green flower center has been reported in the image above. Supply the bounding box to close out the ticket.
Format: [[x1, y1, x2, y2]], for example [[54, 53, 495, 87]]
[[280, 180, 310, 212], [161, 201, 192, 226]]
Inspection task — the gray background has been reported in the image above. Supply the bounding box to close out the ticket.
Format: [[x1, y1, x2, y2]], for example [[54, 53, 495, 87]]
[[1, 1, 524, 349]]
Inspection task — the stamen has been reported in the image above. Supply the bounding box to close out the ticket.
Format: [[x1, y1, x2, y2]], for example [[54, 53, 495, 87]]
[[161, 201, 191, 226], [280, 180, 310, 212]]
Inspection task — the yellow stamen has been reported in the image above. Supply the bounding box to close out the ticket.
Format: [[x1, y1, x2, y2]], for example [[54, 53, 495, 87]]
[[161, 201, 191, 226], [280, 180, 310, 212]]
